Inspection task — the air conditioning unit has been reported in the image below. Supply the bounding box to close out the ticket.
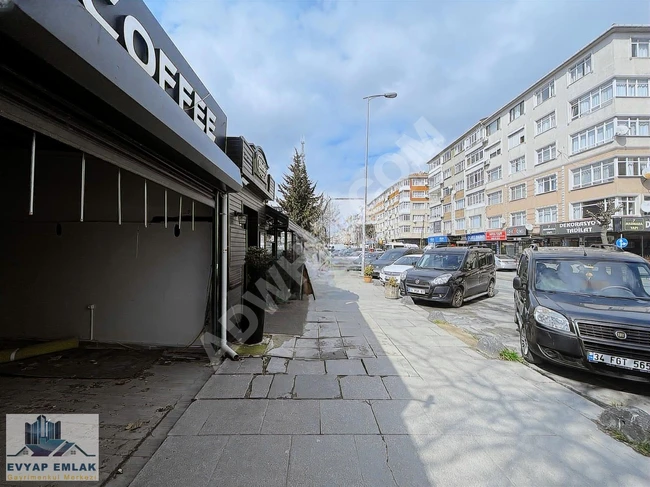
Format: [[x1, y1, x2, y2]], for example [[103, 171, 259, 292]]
[[615, 125, 630, 137], [484, 160, 490, 168]]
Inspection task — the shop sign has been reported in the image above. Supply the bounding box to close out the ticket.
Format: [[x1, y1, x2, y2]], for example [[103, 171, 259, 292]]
[[80, 0, 219, 143], [506, 226, 527, 237], [540, 220, 602, 236], [427, 236, 448, 244], [485, 230, 507, 241], [252, 149, 268, 181], [617, 216, 650, 232], [466, 232, 486, 242]]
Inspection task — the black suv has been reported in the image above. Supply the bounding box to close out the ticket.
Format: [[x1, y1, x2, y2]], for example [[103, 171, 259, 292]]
[[371, 248, 420, 278], [401, 246, 496, 307], [513, 245, 650, 380]]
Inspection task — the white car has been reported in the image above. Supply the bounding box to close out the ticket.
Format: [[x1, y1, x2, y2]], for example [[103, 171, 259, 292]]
[[379, 254, 423, 284]]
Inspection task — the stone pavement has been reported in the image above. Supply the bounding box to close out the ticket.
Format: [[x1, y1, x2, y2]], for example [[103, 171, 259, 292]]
[[126, 266, 650, 487]]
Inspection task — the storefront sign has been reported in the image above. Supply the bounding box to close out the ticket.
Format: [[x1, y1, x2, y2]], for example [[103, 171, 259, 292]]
[[80, 0, 219, 143], [506, 226, 527, 237], [428, 236, 448, 244], [615, 216, 650, 232], [485, 230, 507, 241], [540, 220, 603, 236], [466, 232, 486, 242], [252, 149, 269, 181]]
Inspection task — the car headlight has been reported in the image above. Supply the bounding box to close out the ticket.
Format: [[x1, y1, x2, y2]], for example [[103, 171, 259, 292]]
[[534, 306, 570, 332], [400, 271, 408, 280], [431, 274, 452, 285]]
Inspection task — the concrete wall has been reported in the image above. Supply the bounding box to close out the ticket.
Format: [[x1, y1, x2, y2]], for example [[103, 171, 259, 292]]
[[0, 148, 213, 346]]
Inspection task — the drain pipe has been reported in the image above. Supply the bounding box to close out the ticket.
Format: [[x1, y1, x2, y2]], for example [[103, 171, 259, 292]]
[[218, 193, 239, 360], [87, 304, 95, 341]]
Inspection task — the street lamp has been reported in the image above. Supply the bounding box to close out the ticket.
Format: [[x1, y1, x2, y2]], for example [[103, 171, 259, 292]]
[[361, 92, 397, 276]]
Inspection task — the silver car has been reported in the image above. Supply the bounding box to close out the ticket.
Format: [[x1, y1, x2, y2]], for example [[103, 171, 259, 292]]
[[495, 254, 518, 271]]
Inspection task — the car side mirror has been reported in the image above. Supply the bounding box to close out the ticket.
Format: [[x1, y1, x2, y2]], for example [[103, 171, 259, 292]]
[[513, 276, 524, 291]]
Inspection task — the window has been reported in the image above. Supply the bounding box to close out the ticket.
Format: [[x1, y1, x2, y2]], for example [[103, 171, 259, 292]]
[[535, 112, 556, 135], [467, 149, 484, 167], [454, 161, 465, 173], [508, 129, 525, 149], [632, 38, 650, 58], [536, 206, 558, 224], [433, 220, 442, 233], [412, 191, 426, 198], [413, 215, 426, 222], [489, 147, 502, 158], [643, 196, 650, 215], [464, 128, 481, 149], [400, 214, 411, 221], [510, 183, 526, 201], [466, 169, 485, 190], [443, 151, 451, 162], [570, 119, 615, 154], [431, 205, 442, 218], [510, 156, 526, 174], [571, 199, 604, 220], [487, 166, 502, 182], [455, 218, 466, 230], [412, 202, 427, 210], [509, 101, 525, 122], [443, 168, 452, 179], [618, 117, 650, 136], [485, 118, 500, 136], [536, 143, 557, 165], [399, 202, 410, 211], [510, 211, 526, 226], [400, 225, 411, 233], [535, 80, 555, 105], [571, 81, 614, 119], [468, 215, 482, 229], [412, 178, 428, 186], [617, 196, 637, 216], [568, 55, 592, 83], [453, 142, 464, 156], [571, 159, 615, 189], [455, 198, 465, 210], [618, 157, 650, 177], [443, 220, 452, 233], [487, 190, 503, 205], [466, 191, 485, 207], [431, 172, 442, 186], [443, 203, 452, 214], [488, 216, 502, 229], [442, 187, 452, 197], [535, 174, 557, 194], [454, 180, 465, 191], [616, 78, 649, 97], [430, 158, 441, 168]]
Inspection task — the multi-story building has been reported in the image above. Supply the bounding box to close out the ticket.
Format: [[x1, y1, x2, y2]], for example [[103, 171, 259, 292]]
[[368, 172, 429, 246], [427, 25, 650, 257]]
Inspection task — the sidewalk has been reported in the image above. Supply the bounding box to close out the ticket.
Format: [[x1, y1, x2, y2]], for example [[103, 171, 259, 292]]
[[123, 267, 649, 487]]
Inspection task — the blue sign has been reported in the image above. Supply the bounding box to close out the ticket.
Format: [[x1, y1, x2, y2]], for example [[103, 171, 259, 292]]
[[466, 233, 486, 242], [428, 236, 448, 244], [615, 237, 629, 248]]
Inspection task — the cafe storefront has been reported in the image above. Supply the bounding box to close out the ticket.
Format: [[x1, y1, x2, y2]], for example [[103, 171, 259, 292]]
[[502, 226, 530, 257], [539, 220, 604, 248], [613, 216, 650, 259]]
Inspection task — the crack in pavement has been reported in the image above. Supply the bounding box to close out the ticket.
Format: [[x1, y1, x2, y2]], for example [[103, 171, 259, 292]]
[[380, 434, 399, 487]]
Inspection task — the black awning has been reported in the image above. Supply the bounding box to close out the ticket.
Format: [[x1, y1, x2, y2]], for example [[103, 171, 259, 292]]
[[264, 205, 289, 230]]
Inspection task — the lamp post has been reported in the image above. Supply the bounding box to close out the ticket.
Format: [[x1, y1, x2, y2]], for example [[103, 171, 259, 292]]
[[361, 92, 397, 276]]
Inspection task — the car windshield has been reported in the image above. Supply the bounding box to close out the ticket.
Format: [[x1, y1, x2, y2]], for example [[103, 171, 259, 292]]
[[377, 250, 404, 262], [534, 259, 650, 299], [393, 255, 422, 266], [417, 252, 463, 271]]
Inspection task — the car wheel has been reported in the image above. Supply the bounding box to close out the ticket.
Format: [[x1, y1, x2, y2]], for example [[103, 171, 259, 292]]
[[519, 321, 542, 364], [486, 280, 496, 298], [450, 288, 464, 308]]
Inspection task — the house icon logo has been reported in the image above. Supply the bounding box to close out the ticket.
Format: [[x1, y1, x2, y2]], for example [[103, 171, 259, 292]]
[[5, 414, 99, 482], [9, 415, 94, 458]]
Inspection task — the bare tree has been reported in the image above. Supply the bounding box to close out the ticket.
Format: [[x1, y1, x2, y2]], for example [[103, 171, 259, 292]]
[[586, 198, 622, 245]]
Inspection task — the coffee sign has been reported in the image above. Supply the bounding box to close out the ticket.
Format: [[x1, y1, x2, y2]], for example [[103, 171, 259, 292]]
[[540, 220, 602, 236]]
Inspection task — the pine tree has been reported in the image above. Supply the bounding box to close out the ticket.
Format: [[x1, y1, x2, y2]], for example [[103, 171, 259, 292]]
[[277, 148, 323, 232]]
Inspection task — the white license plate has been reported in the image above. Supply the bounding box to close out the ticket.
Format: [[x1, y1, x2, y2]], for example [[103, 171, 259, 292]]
[[407, 287, 426, 295], [587, 351, 650, 372]]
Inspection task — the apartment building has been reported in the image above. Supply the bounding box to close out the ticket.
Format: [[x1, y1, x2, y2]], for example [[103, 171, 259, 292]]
[[368, 172, 429, 245], [427, 25, 650, 257]]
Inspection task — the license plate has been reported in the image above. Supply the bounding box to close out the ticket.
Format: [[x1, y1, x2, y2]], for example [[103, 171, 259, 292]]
[[407, 287, 426, 295], [587, 351, 650, 372]]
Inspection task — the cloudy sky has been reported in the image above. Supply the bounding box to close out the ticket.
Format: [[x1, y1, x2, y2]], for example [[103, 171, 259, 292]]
[[144, 0, 648, 221]]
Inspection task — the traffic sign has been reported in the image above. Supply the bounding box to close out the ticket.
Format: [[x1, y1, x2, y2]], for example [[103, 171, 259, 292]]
[[615, 237, 628, 248]]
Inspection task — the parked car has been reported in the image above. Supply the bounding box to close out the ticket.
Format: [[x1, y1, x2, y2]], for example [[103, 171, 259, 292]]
[[370, 248, 421, 278], [513, 245, 650, 380], [401, 247, 496, 307], [379, 254, 423, 284], [346, 252, 383, 272], [495, 254, 518, 271]]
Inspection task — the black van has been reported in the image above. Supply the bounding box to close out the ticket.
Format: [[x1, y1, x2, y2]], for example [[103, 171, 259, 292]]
[[513, 245, 650, 380], [401, 246, 496, 307]]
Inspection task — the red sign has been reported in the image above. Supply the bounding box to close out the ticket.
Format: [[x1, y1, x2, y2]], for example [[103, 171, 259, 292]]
[[485, 230, 507, 241]]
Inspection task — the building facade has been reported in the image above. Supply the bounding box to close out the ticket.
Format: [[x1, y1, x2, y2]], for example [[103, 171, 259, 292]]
[[368, 172, 429, 246], [427, 25, 650, 257]]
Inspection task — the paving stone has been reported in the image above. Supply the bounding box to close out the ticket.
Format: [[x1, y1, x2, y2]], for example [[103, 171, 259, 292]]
[[195, 375, 252, 399], [320, 400, 379, 434], [199, 399, 268, 434], [340, 376, 390, 400], [294, 375, 341, 399], [363, 357, 419, 376], [286, 360, 326, 375], [295, 338, 319, 348], [345, 346, 376, 359], [266, 347, 294, 358], [236, 357, 265, 374], [354, 436, 399, 487], [168, 400, 214, 436], [130, 436, 227, 487], [318, 327, 341, 338], [287, 436, 364, 487], [381, 376, 431, 400], [261, 400, 320, 434], [319, 337, 344, 348], [371, 400, 438, 435], [266, 357, 288, 374], [209, 436, 290, 487], [215, 359, 241, 374], [250, 375, 273, 398], [325, 359, 367, 376], [300, 329, 319, 339], [268, 375, 295, 399], [320, 348, 347, 360], [293, 348, 321, 359], [342, 336, 370, 347], [370, 344, 403, 356]]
